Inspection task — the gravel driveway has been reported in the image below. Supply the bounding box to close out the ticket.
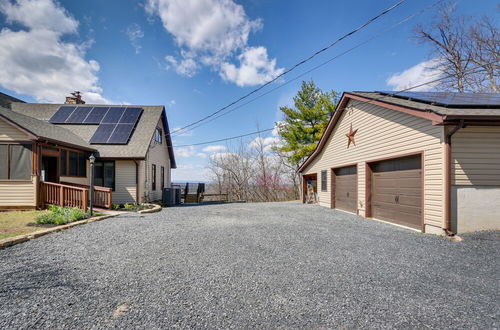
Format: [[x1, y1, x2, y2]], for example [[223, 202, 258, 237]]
[[0, 202, 498, 329]]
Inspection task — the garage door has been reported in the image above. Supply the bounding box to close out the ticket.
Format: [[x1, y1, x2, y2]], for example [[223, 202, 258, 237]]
[[371, 155, 421, 229], [333, 165, 357, 213]]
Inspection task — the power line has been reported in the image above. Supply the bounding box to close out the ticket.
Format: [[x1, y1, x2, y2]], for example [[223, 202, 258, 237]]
[[174, 128, 274, 148], [171, 0, 444, 137], [172, 60, 499, 148], [169, 0, 407, 136]]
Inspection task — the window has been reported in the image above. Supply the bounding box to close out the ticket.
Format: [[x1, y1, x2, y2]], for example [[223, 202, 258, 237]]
[[321, 170, 327, 192], [152, 164, 156, 191], [0, 144, 32, 180], [60, 150, 67, 176], [154, 127, 162, 144], [78, 153, 86, 177], [161, 166, 165, 190], [61, 150, 87, 177], [94, 161, 115, 190], [69, 151, 78, 176]]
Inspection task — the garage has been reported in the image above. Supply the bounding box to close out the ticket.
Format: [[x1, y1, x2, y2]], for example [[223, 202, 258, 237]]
[[370, 155, 422, 230], [299, 91, 500, 234], [332, 165, 357, 213]]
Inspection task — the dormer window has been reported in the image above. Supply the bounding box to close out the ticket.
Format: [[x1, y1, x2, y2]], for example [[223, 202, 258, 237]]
[[154, 127, 162, 144]]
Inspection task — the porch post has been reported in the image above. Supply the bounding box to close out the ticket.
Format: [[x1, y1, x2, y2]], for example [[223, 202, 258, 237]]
[[89, 154, 95, 216]]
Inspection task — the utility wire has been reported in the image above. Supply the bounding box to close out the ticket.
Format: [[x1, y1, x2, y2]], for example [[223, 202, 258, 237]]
[[171, 0, 444, 137], [169, 0, 407, 136], [174, 128, 275, 147], [172, 60, 499, 148]]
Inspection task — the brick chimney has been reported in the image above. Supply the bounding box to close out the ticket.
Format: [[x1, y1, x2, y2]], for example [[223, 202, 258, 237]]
[[65, 91, 85, 104]]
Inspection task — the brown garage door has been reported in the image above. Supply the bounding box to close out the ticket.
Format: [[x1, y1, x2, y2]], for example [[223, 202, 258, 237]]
[[333, 165, 357, 213], [371, 155, 422, 230]]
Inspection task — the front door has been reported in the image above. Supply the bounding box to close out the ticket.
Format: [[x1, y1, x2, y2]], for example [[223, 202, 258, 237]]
[[41, 156, 59, 183]]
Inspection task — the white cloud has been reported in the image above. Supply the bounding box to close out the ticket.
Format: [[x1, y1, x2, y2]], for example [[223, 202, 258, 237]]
[[172, 163, 210, 182], [145, 0, 282, 86], [202, 145, 226, 153], [0, 0, 78, 33], [175, 146, 197, 157], [165, 54, 198, 77], [248, 136, 281, 152], [386, 58, 442, 92], [126, 23, 144, 54], [220, 46, 284, 87], [0, 0, 109, 103], [174, 145, 206, 158]]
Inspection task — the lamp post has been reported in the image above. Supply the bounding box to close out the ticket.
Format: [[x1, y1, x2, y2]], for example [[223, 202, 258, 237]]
[[89, 154, 95, 216]]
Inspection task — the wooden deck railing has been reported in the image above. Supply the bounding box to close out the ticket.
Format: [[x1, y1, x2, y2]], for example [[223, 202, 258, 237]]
[[40, 182, 89, 211], [60, 182, 113, 209], [40, 182, 113, 211]]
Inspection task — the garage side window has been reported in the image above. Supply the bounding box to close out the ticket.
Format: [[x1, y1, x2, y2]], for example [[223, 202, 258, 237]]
[[321, 170, 327, 192]]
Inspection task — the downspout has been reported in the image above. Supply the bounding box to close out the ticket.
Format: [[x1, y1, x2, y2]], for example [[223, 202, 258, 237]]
[[134, 160, 139, 204], [444, 119, 465, 236]]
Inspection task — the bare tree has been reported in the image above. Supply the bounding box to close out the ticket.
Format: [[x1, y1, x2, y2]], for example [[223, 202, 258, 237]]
[[414, 2, 499, 92], [206, 133, 297, 203]]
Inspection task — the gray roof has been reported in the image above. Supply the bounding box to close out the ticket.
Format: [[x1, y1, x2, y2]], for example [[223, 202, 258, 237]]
[[349, 92, 500, 117], [9, 103, 176, 166], [0, 91, 24, 109], [0, 106, 95, 151]]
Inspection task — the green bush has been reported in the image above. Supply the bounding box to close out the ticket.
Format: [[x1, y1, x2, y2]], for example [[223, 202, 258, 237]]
[[35, 205, 87, 225], [124, 203, 135, 210]]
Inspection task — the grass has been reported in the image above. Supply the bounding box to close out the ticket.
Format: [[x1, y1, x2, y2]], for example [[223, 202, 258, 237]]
[[0, 210, 50, 240]]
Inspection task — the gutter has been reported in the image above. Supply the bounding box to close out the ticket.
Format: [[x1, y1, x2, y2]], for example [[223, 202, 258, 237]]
[[444, 119, 465, 236]]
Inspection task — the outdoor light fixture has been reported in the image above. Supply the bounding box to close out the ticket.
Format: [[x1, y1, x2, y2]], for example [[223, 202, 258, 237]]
[[89, 154, 95, 216]]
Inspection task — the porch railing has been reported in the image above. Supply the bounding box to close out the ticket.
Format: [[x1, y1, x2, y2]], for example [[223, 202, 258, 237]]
[[40, 182, 113, 211], [60, 182, 113, 209], [40, 182, 89, 211]]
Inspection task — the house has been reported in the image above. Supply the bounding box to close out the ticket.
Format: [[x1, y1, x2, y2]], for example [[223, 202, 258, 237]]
[[0, 92, 176, 210], [299, 91, 500, 234]]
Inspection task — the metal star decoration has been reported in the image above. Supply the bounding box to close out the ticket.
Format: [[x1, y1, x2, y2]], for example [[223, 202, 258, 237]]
[[346, 123, 358, 148]]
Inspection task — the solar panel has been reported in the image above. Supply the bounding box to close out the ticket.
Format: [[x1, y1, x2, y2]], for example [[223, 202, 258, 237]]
[[107, 123, 135, 144], [84, 107, 109, 124], [377, 91, 500, 108], [66, 106, 93, 123], [119, 107, 143, 124], [49, 106, 76, 123], [89, 124, 116, 144], [102, 107, 125, 123]]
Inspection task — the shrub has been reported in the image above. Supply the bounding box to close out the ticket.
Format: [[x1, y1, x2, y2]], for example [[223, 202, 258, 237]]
[[124, 203, 135, 210], [35, 205, 87, 225]]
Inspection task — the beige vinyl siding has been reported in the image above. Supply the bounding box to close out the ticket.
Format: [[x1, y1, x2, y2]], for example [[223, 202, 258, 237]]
[[144, 118, 171, 202], [303, 100, 445, 227], [114, 160, 137, 204], [0, 119, 31, 141], [0, 176, 37, 207], [452, 126, 500, 186]]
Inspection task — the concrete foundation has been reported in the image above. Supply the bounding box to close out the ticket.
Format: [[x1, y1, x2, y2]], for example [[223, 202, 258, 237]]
[[451, 186, 500, 233]]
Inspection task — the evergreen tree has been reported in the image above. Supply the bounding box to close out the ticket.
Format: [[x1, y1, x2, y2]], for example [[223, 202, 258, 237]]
[[277, 80, 338, 166]]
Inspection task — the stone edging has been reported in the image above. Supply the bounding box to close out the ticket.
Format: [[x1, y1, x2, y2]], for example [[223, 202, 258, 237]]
[[0, 214, 118, 250], [138, 204, 162, 214]]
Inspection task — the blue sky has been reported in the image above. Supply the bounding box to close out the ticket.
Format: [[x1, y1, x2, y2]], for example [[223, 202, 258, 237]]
[[0, 0, 496, 181]]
